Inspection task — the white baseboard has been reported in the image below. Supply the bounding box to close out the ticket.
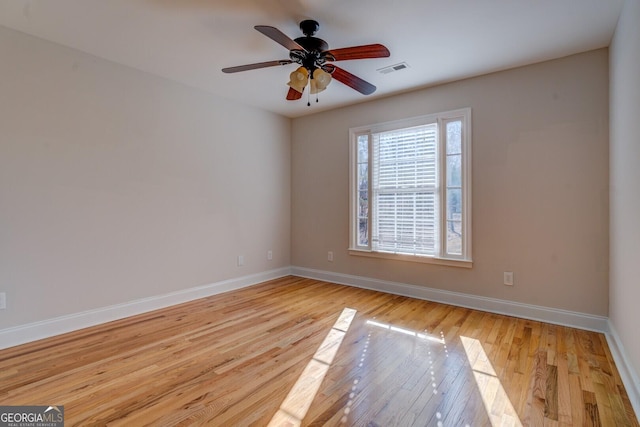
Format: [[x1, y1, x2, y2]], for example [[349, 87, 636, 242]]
[[606, 321, 640, 419], [291, 266, 609, 332], [0, 267, 291, 350]]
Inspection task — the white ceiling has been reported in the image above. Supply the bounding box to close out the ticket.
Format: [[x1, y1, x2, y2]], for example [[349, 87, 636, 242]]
[[0, 0, 624, 118]]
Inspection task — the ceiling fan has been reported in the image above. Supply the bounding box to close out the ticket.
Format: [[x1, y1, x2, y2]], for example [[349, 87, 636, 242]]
[[222, 20, 390, 104]]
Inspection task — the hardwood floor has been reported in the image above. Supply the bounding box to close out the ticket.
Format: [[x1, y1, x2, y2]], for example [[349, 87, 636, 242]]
[[1, 276, 637, 426]]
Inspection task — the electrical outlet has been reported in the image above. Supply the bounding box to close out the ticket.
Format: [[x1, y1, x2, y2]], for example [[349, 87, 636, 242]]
[[327, 251, 334, 262], [267, 250, 273, 261], [504, 272, 514, 286], [237, 255, 244, 267], [0, 292, 6, 309]]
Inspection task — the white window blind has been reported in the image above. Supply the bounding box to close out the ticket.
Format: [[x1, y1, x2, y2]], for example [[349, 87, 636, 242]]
[[372, 124, 439, 256]]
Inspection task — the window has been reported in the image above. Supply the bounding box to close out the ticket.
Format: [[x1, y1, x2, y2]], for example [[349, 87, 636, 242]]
[[349, 108, 471, 266]]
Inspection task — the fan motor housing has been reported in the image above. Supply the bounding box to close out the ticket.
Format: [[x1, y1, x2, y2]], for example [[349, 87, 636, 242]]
[[295, 19, 328, 52], [291, 22, 330, 72], [294, 36, 328, 53]]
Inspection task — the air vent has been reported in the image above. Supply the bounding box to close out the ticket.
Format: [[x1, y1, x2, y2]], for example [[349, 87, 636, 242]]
[[377, 62, 410, 75]]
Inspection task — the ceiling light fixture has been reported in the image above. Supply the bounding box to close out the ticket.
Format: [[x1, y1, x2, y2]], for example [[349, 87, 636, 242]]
[[222, 19, 390, 106], [287, 66, 332, 106]]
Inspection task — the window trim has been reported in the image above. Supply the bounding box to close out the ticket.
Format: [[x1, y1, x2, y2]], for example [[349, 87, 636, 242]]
[[348, 108, 472, 267]]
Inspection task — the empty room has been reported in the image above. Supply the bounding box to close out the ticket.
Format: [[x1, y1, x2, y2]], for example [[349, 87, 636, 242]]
[[1, 0, 639, 425]]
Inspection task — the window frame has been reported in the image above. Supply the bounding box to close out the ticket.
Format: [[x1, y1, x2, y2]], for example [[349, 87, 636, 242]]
[[348, 108, 472, 268]]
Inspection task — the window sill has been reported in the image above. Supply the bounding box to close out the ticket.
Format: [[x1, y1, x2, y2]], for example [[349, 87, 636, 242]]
[[348, 249, 473, 268]]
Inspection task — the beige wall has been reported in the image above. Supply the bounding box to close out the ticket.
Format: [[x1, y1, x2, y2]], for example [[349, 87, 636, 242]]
[[610, 0, 640, 383], [0, 26, 291, 328], [0, 20, 616, 340], [292, 49, 609, 315]]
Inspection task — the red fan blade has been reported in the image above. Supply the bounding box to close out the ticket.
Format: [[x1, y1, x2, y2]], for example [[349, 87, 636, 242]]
[[325, 44, 390, 61], [255, 25, 306, 52], [323, 65, 376, 95], [222, 60, 292, 73], [286, 87, 303, 100]]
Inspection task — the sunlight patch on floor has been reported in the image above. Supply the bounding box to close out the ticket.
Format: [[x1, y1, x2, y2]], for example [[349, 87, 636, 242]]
[[366, 319, 445, 344], [268, 308, 357, 426], [460, 336, 523, 427]]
